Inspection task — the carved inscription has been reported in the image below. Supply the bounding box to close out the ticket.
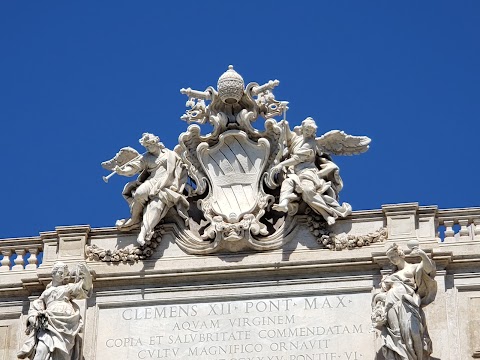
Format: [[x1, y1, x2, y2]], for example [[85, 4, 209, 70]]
[[95, 294, 374, 359]]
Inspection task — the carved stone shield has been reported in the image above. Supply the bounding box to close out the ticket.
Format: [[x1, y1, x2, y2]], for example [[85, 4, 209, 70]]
[[197, 130, 270, 223]]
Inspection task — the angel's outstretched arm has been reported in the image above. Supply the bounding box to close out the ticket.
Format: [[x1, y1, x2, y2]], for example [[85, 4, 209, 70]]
[[72, 263, 93, 293], [411, 247, 435, 274], [102, 147, 143, 179], [276, 154, 301, 169], [280, 120, 295, 145], [115, 162, 142, 177]]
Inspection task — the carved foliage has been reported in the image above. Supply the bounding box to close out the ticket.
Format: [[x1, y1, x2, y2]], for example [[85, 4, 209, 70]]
[[306, 213, 387, 250], [85, 227, 165, 263]]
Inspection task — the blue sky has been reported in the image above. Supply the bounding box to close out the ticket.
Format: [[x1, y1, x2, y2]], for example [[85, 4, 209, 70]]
[[1, 2, 479, 238]]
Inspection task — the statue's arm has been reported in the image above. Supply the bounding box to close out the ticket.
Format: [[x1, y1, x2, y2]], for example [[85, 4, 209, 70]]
[[154, 151, 176, 191], [69, 264, 93, 298], [26, 295, 45, 327], [281, 120, 295, 144], [275, 135, 311, 170], [372, 291, 386, 306], [277, 153, 302, 169], [115, 158, 144, 177], [412, 248, 435, 274], [79, 264, 93, 292]]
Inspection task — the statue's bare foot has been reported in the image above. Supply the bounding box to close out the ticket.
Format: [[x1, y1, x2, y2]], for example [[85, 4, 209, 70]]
[[116, 218, 140, 231], [137, 237, 145, 246], [145, 230, 154, 242], [326, 216, 336, 226], [272, 201, 289, 213]]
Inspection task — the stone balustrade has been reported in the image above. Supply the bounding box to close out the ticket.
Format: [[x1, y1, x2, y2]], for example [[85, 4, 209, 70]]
[[1, 206, 479, 272], [0, 237, 43, 272], [437, 208, 480, 242]]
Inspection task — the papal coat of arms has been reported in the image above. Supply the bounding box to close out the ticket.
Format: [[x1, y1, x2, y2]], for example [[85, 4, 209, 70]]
[[95, 66, 371, 259]]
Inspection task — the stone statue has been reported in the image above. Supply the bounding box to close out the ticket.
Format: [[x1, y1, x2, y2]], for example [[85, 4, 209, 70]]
[[17, 261, 93, 360], [371, 241, 437, 360], [93, 66, 372, 257], [102, 133, 189, 246], [271, 117, 370, 225]]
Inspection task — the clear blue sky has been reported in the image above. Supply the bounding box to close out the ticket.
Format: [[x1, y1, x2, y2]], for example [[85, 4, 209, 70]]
[[1, 2, 479, 239]]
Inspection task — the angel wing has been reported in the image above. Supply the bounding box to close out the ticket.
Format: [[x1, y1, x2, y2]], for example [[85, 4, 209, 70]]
[[101, 147, 141, 171], [316, 130, 371, 156]]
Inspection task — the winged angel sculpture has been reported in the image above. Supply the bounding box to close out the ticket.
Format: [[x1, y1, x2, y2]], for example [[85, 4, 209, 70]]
[[270, 117, 370, 225], [101, 133, 188, 246], [100, 66, 370, 254]]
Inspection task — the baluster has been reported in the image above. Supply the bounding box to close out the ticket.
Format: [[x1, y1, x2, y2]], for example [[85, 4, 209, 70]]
[[458, 219, 470, 240], [473, 218, 480, 241], [0, 250, 12, 272], [443, 220, 455, 242], [26, 248, 39, 270], [12, 249, 26, 271]]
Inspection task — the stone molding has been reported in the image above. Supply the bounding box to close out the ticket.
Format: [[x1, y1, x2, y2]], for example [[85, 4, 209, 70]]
[[1, 204, 479, 293], [1, 203, 480, 359]]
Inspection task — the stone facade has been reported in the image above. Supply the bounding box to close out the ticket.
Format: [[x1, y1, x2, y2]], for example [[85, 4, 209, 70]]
[[1, 68, 479, 359], [1, 203, 480, 359]]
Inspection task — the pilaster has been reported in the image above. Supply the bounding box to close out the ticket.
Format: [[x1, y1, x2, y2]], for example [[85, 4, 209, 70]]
[[382, 202, 419, 241]]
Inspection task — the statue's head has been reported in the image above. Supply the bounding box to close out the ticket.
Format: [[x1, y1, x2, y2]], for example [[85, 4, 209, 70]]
[[386, 243, 405, 265], [139, 133, 164, 152], [301, 117, 317, 137], [51, 261, 69, 282]]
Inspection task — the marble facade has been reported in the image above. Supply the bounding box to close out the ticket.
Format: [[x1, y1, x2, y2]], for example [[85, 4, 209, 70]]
[[1, 204, 480, 359]]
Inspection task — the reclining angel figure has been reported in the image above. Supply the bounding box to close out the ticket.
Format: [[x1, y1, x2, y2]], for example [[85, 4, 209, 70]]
[[271, 117, 370, 225], [102, 133, 189, 246]]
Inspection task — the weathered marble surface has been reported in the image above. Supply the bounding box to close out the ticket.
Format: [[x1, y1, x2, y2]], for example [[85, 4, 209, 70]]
[[1, 204, 480, 360], [95, 293, 374, 359], [372, 242, 437, 359], [17, 261, 93, 360], [102, 133, 188, 247], [97, 66, 369, 256], [271, 117, 369, 225], [3, 67, 479, 360]]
